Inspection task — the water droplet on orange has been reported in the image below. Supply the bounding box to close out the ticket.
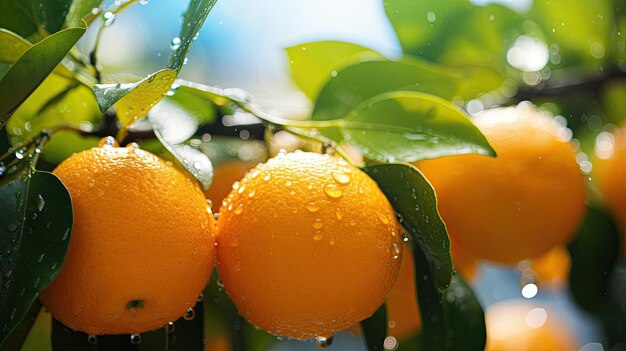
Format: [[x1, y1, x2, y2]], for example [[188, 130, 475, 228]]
[[312, 218, 324, 229], [98, 136, 118, 148], [335, 208, 344, 220], [313, 231, 323, 241], [306, 202, 321, 212], [324, 184, 343, 198], [331, 171, 351, 184]]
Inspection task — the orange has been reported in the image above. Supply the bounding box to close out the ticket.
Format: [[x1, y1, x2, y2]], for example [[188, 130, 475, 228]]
[[385, 243, 477, 340], [386, 247, 421, 340], [215, 151, 402, 340], [530, 246, 571, 288], [594, 125, 626, 253], [417, 103, 586, 264], [485, 300, 579, 351], [40, 138, 215, 335], [205, 160, 259, 213]]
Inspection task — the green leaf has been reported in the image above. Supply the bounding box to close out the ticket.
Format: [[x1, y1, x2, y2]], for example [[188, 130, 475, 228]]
[[310, 92, 495, 163], [0, 2, 38, 39], [0, 0, 73, 38], [360, 304, 387, 351], [383, 0, 472, 59], [93, 69, 177, 135], [530, 0, 612, 67], [568, 206, 619, 314], [0, 170, 73, 345], [0, 29, 31, 64], [64, 0, 105, 27], [364, 163, 485, 350], [148, 96, 214, 190], [7, 74, 102, 142], [27, 0, 73, 34], [419, 274, 486, 350], [285, 41, 383, 99], [168, 0, 217, 73], [312, 60, 458, 120], [384, 0, 541, 71], [363, 163, 452, 291], [0, 24, 85, 128], [1, 301, 41, 350]]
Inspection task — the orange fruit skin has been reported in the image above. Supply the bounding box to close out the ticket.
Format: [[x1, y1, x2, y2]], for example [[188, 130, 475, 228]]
[[385, 242, 477, 340], [417, 104, 586, 264], [531, 246, 570, 289], [594, 126, 626, 254], [40, 145, 215, 335], [216, 151, 402, 340], [485, 300, 579, 351], [386, 247, 421, 340], [205, 161, 258, 213]]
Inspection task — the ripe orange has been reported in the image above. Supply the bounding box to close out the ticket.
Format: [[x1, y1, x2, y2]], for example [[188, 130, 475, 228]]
[[485, 300, 579, 350], [417, 103, 586, 264], [386, 247, 421, 340], [205, 160, 259, 213], [530, 246, 571, 288], [385, 242, 477, 340], [215, 151, 402, 340], [40, 138, 215, 335], [594, 125, 626, 253]]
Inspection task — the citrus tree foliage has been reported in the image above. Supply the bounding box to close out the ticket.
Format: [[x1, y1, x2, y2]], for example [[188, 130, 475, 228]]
[[0, 0, 623, 350]]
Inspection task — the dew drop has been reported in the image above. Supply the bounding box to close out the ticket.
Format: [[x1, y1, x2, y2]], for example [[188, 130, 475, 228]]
[[170, 37, 181, 50], [335, 208, 344, 220], [324, 184, 342, 198], [36, 194, 45, 212], [98, 136, 118, 148], [263, 174, 271, 181], [392, 242, 401, 259], [331, 171, 351, 184], [87, 335, 97, 344], [377, 212, 390, 224], [248, 189, 256, 198], [130, 334, 142, 345], [234, 204, 244, 215], [313, 231, 323, 241], [312, 218, 324, 229], [183, 308, 195, 320], [232, 181, 240, 190], [306, 202, 320, 212], [314, 336, 333, 349], [237, 184, 246, 194], [165, 321, 175, 333], [139, 0, 149, 4], [102, 12, 115, 26], [15, 149, 25, 160]]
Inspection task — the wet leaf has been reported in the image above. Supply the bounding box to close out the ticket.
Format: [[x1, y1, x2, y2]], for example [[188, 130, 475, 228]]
[[148, 97, 214, 190], [1, 301, 41, 350], [360, 304, 387, 351], [168, 0, 217, 72], [530, 0, 612, 67], [363, 163, 452, 291], [311, 91, 495, 163], [365, 163, 485, 350], [8, 74, 102, 142], [312, 60, 458, 120], [65, 0, 105, 27], [0, 24, 85, 128], [0, 29, 31, 64], [568, 206, 619, 313], [93, 69, 177, 136], [0, 170, 73, 345], [285, 41, 382, 99]]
